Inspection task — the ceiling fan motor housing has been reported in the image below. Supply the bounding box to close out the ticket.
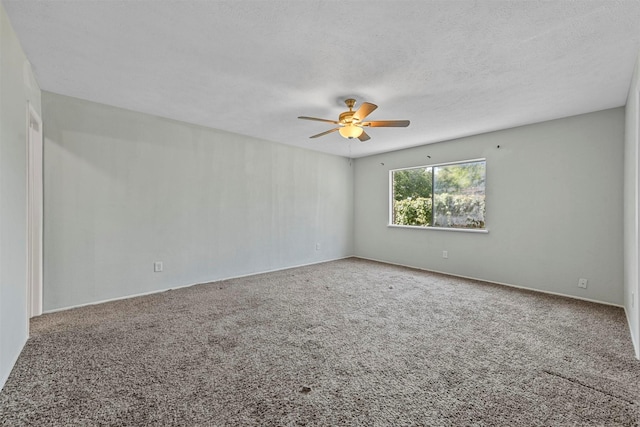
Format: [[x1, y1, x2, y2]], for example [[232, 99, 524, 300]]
[[339, 111, 356, 125]]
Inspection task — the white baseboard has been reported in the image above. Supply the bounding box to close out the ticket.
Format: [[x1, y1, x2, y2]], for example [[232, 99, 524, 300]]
[[32, 254, 640, 362], [43, 256, 353, 315], [39, 254, 639, 361], [354, 256, 624, 308]]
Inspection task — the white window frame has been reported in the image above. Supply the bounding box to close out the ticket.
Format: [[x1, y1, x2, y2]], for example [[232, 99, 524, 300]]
[[388, 158, 488, 233]]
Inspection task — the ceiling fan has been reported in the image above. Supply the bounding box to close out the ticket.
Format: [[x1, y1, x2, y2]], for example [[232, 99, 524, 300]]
[[298, 98, 410, 142]]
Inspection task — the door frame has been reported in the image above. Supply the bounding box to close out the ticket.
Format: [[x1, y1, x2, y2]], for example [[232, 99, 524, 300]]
[[26, 102, 43, 323]]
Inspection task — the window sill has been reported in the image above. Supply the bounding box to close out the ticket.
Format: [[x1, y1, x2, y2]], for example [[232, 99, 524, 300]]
[[387, 224, 489, 234]]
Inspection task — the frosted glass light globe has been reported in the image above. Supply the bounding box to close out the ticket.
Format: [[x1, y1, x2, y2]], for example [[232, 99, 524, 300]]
[[339, 125, 363, 139]]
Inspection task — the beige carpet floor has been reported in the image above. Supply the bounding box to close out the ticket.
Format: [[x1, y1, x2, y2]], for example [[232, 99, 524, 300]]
[[1, 258, 639, 426]]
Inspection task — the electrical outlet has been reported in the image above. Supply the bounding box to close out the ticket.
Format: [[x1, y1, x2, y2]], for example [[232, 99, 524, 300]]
[[442, 250, 448, 259], [154, 261, 163, 273], [577, 278, 588, 289], [315, 243, 321, 251]]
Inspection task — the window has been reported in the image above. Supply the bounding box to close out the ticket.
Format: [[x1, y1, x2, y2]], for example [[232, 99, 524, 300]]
[[390, 159, 486, 230]]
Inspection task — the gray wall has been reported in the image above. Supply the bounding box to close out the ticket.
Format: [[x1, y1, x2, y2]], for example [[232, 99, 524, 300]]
[[624, 53, 640, 358], [354, 109, 624, 306], [0, 4, 41, 389], [42, 92, 353, 311]]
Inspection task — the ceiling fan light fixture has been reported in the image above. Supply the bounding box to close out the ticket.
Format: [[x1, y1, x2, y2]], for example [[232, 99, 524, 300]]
[[339, 124, 363, 139]]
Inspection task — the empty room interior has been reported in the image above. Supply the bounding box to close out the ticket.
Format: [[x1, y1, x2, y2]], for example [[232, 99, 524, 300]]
[[1, 1, 640, 425]]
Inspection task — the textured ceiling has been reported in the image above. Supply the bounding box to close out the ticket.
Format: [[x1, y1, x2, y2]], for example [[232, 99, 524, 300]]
[[4, 1, 640, 158]]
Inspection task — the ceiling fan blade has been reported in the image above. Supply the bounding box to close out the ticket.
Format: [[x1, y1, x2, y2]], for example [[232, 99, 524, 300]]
[[353, 102, 378, 121], [309, 128, 340, 138], [298, 116, 340, 125], [358, 130, 371, 142], [363, 120, 410, 127]]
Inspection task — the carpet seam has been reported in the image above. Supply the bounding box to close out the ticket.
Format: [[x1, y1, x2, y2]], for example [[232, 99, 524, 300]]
[[541, 369, 637, 406]]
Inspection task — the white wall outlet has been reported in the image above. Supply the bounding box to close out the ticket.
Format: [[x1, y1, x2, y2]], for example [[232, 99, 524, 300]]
[[154, 261, 163, 272], [315, 243, 321, 251], [577, 278, 588, 289], [442, 250, 448, 259]]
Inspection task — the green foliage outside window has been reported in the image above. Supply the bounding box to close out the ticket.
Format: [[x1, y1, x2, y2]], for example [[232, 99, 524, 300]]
[[393, 168, 432, 201], [434, 162, 485, 194], [433, 193, 485, 228], [393, 197, 433, 226]]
